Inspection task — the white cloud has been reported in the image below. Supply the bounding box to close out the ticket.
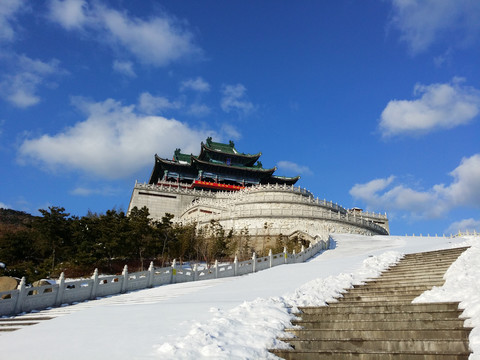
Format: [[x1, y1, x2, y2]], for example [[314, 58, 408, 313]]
[[0, 202, 11, 209], [180, 77, 210, 92], [445, 218, 480, 235], [434, 154, 480, 207], [0, 0, 24, 42], [433, 48, 453, 68], [350, 153, 480, 219], [137, 92, 183, 114], [379, 78, 480, 137], [112, 60, 136, 78], [277, 161, 312, 176], [220, 84, 256, 115], [18, 97, 216, 179], [350, 176, 395, 201], [0, 54, 67, 108], [70, 185, 118, 197], [187, 103, 210, 117], [47, 1, 202, 67], [389, 0, 480, 54], [220, 124, 241, 140], [47, 0, 88, 30]]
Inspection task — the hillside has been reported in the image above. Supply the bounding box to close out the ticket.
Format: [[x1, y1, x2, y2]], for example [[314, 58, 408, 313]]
[[0, 208, 35, 229]]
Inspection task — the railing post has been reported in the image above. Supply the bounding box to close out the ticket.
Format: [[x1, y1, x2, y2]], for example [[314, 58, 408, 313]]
[[121, 265, 128, 293], [284, 246, 288, 264], [269, 249, 273, 268], [55, 272, 65, 307], [292, 249, 296, 263], [252, 252, 256, 273], [147, 261, 154, 288], [90, 268, 99, 300], [193, 263, 198, 281], [214, 260, 218, 279], [171, 259, 177, 284], [234, 255, 238, 276], [14, 277, 27, 314]]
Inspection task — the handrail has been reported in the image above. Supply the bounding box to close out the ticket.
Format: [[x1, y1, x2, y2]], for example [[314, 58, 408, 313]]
[[0, 238, 330, 317]]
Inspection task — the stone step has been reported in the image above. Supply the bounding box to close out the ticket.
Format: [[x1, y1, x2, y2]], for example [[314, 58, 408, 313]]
[[0, 316, 55, 334], [375, 270, 446, 277], [270, 349, 471, 360], [385, 261, 456, 268], [398, 256, 465, 263], [361, 277, 445, 286], [0, 316, 54, 321], [0, 321, 39, 326], [353, 284, 445, 292], [283, 328, 472, 340], [339, 294, 424, 302], [270, 247, 471, 359], [298, 302, 461, 314], [375, 269, 449, 276], [294, 311, 465, 322], [291, 319, 466, 331], [323, 300, 458, 308], [358, 281, 444, 289], [400, 253, 466, 261], [372, 272, 446, 280], [350, 284, 435, 292], [0, 328, 19, 332], [402, 247, 469, 257], [344, 287, 433, 296], [283, 338, 469, 352], [376, 271, 448, 279], [404, 246, 470, 254], [335, 294, 420, 302], [341, 289, 431, 297]]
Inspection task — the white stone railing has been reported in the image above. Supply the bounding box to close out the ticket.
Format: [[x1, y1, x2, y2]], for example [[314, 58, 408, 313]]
[[134, 181, 216, 198], [0, 239, 329, 316], [135, 182, 388, 221], [184, 202, 388, 235], [181, 188, 346, 217], [350, 210, 388, 220]]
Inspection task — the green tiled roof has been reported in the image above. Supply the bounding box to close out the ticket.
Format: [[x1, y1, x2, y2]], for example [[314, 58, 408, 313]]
[[173, 148, 192, 163], [205, 137, 237, 154]]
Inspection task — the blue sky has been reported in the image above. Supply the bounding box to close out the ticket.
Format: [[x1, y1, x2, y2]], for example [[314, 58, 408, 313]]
[[1, 0, 479, 236]]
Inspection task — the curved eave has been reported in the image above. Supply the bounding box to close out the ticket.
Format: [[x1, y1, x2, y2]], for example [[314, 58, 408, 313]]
[[267, 175, 300, 185], [271, 175, 301, 181], [199, 143, 261, 165], [192, 156, 275, 175], [148, 154, 195, 183], [155, 154, 193, 167]]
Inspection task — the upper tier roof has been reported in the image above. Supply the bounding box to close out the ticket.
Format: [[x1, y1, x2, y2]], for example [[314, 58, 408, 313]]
[[148, 138, 300, 186], [173, 149, 192, 164], [191, 156, 276, 175], [203, 137, 260, 157]]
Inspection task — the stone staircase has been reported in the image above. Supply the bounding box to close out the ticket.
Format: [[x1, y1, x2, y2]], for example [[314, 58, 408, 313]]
[[271, 246, 472, 359], [0, 315, 54, 333]]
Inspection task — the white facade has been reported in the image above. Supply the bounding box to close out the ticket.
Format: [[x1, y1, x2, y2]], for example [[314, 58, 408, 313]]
[[128, 181, 389, 243]]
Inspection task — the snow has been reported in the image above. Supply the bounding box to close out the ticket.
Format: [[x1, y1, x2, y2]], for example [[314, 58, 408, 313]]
[[0, 234, 478, 359]]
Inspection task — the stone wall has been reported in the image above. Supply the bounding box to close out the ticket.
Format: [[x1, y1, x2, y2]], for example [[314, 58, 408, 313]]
[[128, 182, 389, 251], [128, 181, 215, 219], [179, 184, 389, 245]]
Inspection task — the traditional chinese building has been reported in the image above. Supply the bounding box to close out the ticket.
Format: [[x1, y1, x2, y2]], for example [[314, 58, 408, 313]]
[[148, 137, 299, 191], [128, 138, 389, 251]]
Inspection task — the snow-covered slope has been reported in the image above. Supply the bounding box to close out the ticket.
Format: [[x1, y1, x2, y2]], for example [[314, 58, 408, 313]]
[[0, 234, 478, 360]]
